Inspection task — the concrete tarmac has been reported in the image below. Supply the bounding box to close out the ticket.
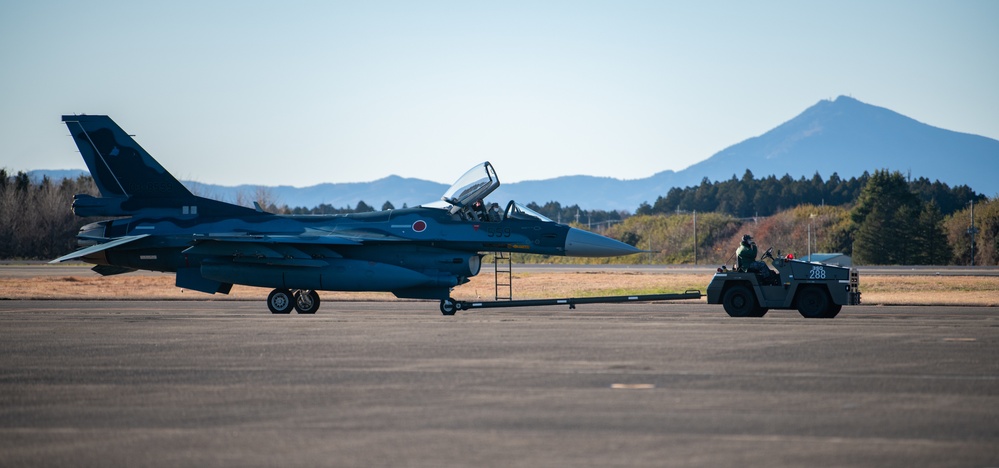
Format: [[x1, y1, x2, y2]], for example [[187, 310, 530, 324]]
[[1, 300, 997, 467]]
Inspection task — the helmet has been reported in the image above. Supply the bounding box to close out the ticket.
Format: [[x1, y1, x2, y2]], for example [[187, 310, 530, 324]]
[[742, 234, 753, 243]]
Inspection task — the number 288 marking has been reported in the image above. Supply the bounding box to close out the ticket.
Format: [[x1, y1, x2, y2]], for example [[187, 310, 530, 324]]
[[808, 266, 827, 279]]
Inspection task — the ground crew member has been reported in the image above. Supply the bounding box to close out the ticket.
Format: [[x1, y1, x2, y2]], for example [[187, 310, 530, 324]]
[[737, 234, 778, 284], [736, 234, 757, 272]]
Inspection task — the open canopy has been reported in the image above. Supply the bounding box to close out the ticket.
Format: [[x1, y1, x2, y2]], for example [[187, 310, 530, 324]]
[[441, 162, 499, 214], [430, 162, 551, 223]]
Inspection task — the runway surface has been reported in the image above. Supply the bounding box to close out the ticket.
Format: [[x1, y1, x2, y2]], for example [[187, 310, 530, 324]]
[[2, 300, 997, 467]]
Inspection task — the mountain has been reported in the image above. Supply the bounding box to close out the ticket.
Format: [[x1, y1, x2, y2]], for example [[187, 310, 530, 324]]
[[27, 96, 999, 211], [500, 96, 999, 211], [493, 96, 999, 209], [184, 176, 450, 210], [492, 174, 683, 213], [681, 95, 998, 197]]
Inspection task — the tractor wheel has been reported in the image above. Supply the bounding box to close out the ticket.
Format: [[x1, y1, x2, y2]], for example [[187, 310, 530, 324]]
[[797, 286, 832, 318], [722, 285, 757, 317]]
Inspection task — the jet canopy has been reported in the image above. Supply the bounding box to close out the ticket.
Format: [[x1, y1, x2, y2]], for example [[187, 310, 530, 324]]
[[503, 200, 553, 222], [435, 162, 553, 223], [441, 162, 500, 215], [435, 161, 554, 223]]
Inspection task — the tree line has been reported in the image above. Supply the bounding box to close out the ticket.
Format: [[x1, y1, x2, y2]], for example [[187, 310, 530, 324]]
[[509, 170, 995, 267], [286, 200, 399, 215], [639, 170, 982, 218], [0, 170, 97, 260], [283, 199, 629, 229], [2, 168, 995, 265]]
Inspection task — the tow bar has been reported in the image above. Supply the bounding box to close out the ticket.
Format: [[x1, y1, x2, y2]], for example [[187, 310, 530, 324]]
[[454, 290, 703, 311]]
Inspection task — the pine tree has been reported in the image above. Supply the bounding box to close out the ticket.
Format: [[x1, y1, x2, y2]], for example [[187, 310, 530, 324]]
[[851, 170, 951, 265], [854, 204, 892, 264], [914, 201, 953, 264]]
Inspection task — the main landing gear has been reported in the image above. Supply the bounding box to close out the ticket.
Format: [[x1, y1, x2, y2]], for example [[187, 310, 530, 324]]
[[267, 288, 321, 314]]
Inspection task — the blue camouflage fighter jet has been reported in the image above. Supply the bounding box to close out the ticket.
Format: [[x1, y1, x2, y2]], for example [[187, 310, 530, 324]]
[[52, 115, 642, 314]]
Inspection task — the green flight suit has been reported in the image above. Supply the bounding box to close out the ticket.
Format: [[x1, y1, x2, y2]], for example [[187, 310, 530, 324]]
[[736, 242, 757, 272]]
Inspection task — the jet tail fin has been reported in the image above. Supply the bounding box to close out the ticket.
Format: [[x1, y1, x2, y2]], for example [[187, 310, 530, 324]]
[[62, 115, 258, 217], [62, 115, 193, 200]]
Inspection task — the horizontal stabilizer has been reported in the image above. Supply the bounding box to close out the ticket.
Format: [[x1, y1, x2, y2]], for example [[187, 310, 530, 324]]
[[49, 234, 150, 263]]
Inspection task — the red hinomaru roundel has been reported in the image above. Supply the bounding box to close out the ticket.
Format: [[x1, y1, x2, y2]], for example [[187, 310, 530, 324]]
[[412, 220, 427, 232]]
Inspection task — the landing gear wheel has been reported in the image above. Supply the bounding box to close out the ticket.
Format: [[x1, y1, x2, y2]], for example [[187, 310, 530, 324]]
[[440, 298, 459, 316], [722, 285, 757, 317], [294, 290, 321, 314], [267, 289, 294, 314], [797, 287, 832, 318]]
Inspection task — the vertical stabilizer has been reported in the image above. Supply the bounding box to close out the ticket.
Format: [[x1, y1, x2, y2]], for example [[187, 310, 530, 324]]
[[62, 115, 193, 199]]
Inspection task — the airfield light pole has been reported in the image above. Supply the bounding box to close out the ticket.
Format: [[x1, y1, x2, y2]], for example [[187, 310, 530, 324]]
[[807, 223, 811, 262], [648, 233, 653, 264], [693, 210, 697, 265], [808, 214, 816, 262], [968, 200, 978, 266]]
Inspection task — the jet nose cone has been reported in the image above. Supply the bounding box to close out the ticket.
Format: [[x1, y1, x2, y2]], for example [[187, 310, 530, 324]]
[[564, 228, 642, 257]]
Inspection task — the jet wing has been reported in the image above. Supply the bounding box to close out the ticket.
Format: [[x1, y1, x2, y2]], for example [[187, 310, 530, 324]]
[[183, 231, 416, 267], [322, 229, 412, 243], [49, 234, 151, 263], [183, 235, 369, 267], [190, 235, 363, 246]]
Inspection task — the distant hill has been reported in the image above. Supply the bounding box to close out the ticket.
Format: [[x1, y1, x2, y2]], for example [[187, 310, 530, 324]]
[[184, 176, 450, 210], [681, 95, 998, 198], [493, 96, 999, 210], [27, 96, 998, 211]]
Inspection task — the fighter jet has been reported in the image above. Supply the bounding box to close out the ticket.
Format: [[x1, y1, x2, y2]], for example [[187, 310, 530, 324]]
[[52, 115, 642, 314]]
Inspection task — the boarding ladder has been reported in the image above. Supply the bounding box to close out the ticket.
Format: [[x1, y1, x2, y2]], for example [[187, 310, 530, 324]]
[[493, 252, 513, 301]]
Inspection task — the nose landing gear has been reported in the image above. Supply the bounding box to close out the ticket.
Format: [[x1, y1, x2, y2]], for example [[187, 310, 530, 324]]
[[439, 297, 461, 316]]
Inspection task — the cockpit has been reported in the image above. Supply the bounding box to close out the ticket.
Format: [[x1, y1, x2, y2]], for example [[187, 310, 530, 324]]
[[434, 162, 553, 223]]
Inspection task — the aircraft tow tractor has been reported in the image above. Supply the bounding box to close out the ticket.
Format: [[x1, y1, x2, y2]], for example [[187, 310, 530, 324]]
[[441, 247, 860, 319]]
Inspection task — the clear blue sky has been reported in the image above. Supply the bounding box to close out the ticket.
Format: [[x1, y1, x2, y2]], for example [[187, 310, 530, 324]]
[[2, 0, 996, 186]]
